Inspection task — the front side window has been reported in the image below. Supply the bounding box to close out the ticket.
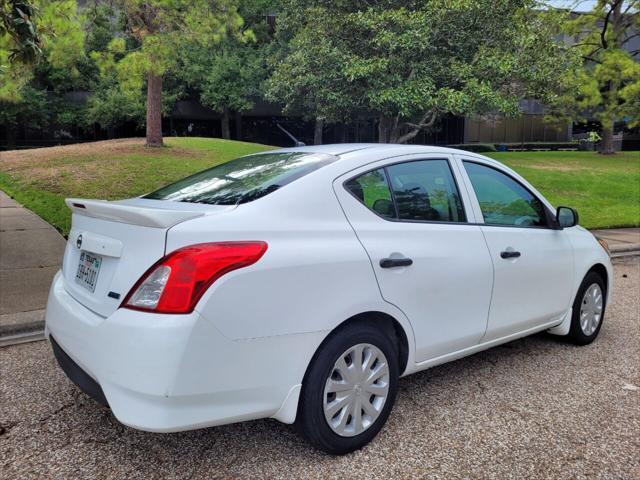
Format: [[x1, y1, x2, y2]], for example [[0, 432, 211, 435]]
[[463, 161, 547, 227], [345, 159, 466, 223], [145, 152, 337, 205]]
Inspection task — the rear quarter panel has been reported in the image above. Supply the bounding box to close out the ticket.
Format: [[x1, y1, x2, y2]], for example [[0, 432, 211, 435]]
[[165, 176, 416, 349]]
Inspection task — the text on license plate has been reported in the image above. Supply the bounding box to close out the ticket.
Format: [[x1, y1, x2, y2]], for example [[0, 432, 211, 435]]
[[75, 251, 102, 292]]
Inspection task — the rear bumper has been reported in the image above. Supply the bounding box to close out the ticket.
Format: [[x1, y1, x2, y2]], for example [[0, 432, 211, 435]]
[[45, 271, 324, 432], [50, 335, 108, 407]]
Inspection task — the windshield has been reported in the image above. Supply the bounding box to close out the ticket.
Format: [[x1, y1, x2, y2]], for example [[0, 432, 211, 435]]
[[144, 152, 338, 205]]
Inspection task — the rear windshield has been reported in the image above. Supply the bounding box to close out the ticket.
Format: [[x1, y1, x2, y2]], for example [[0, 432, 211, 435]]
[[144, 152, 337, 205]]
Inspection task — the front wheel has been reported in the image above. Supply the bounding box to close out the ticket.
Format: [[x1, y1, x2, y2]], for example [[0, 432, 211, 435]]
[[566, 271, 607, 345], [296, 322, 399, 454]]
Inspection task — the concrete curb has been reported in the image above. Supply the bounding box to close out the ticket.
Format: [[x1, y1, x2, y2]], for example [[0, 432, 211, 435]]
[[610, 243, 640, 259], [0, 309, 45, 337], [0, 330, 45, 347], [610, 243, 640, 253]]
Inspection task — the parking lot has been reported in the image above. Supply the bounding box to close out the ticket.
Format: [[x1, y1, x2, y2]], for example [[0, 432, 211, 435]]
[[1, 257, 638, 479]]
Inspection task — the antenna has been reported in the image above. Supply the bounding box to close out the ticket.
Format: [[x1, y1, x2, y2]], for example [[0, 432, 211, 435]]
[[277, 123, 306, 147]]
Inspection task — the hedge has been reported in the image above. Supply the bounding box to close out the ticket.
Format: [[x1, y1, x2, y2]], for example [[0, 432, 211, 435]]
[[500, 142, 579, 151], [447, 143, 497, 152], [447, 142, 579, 152]]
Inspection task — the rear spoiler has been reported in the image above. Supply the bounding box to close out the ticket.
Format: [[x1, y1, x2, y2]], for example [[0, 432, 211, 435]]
[[65, 198, 205, 228]]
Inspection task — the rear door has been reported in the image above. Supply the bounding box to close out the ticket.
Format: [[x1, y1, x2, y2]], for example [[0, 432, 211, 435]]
[[334, 154, 494, 363], [456, 158, 574, 340]]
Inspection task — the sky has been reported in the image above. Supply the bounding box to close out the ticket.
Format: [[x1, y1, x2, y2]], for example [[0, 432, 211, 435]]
[[547, 0, 597, 11]]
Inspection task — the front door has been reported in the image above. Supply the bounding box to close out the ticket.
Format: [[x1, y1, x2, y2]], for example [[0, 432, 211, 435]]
[[334, 155, 494, 362], [459, 159, 575, 341]]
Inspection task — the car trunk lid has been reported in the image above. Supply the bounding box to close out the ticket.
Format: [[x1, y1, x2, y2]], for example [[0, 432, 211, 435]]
[[61, 198, 231, 317]]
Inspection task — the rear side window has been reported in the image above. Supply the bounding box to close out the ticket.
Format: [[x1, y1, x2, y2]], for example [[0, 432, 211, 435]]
[[463, 161, 547, 227], [145, 152, 337, 205], [345, 159, 466, 223], [386, 160, 466, 222], [345, 169, 395, 219]]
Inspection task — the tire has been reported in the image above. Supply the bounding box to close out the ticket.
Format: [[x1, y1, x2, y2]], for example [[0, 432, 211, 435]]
[[296, 321, 399, 455], [566, 271, 607, 345]]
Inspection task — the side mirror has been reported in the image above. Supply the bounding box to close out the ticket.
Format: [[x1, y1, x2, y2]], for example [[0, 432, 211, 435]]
[[556, 206, 579, 228]]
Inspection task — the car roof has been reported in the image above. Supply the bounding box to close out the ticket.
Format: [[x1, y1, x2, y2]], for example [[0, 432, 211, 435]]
[[269, 143, 499, 172], [242, 143, 554, 213], [273, 143, 475, 157]]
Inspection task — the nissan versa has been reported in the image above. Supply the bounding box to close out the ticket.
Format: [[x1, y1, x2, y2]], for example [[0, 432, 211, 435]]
[[45, 144, 612, 454]]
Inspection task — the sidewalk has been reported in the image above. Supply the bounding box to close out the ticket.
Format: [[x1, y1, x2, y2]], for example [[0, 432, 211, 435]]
[[0, 191, 66, 336], [591, 228, 640, 255]]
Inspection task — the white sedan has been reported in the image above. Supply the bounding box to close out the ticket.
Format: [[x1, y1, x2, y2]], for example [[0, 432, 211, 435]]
[[45, 144, 612, 454]]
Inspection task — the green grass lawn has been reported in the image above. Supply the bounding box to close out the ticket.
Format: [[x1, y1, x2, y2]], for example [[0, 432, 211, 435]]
[[0, 139, 638, 235], [0, 138, 273, 235], [487, 151, 639, 230]]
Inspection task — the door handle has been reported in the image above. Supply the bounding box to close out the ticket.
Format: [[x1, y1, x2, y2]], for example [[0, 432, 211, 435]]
[[380, 257, 413, 268], [500, 250, 521, 259]]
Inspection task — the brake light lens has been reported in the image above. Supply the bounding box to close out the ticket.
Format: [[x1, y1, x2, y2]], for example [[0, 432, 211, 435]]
[[122, 242, 267, 314]]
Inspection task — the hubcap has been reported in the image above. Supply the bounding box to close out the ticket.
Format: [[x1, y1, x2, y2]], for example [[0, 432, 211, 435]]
[[580, 283, 603, 336], [323, 343, 390, 437]]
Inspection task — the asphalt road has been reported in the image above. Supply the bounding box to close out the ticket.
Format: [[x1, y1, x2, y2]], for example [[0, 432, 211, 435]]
[[1, 257, 638, 479]]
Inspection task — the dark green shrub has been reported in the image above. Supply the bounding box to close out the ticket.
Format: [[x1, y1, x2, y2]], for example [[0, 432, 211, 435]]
[[447, 143, 497, 152], [503, 142, 579, 151]]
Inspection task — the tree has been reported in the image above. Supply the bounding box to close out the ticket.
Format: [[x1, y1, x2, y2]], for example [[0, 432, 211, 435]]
[[81, 2, 158, 138], [266, 1, 358, 144], [0, 84, 47, 146], [113, 0, 245, 147], [192, 46, 263, 139], [86, 35, 145, 135], [0, 0, 41, 64], [1, 0, 83, 97], [550, 0, 639, 154], [1, 0, 83, 146], [179, 0, 275, 140], [265, 17, 357, 144], [268, 0, 571, 144]]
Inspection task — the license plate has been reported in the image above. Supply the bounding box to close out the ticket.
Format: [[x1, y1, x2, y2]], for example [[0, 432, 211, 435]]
[[75, 251, 102, 293]]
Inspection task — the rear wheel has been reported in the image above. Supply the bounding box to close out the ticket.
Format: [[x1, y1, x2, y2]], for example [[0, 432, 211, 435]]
[[566, 271, 606, 345], [296, 322, 399, 454]]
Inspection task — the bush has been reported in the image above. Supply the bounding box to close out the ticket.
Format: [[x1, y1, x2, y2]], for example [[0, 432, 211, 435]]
[[501, 142, 579, 151], [448, 142, 579, 152], [447, 143, 497, 152]]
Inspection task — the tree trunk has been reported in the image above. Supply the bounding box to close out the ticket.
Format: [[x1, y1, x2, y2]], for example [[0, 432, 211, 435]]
[[221, 107, 231, 140], [314, 117, 324, 145], [393, 111, 439, 144], [341, 123, 348, 143], [378, 114, 395, 143], [5, 127, 16, 149], [234, 112, 242, 140], [145, 74, 163, 147], [394, 126, 421, 144], [599, 79, 618, 155], [596, 2, 623, 155], [599, 122, 615, 154]]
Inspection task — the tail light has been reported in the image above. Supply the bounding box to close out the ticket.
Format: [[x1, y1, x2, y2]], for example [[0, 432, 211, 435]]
[[122, 242, 267, 314]]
